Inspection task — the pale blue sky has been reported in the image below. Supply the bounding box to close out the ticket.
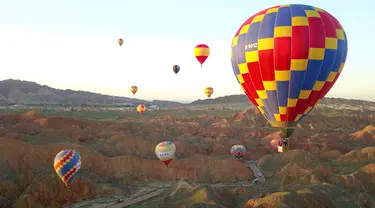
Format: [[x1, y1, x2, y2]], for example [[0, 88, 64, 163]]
[[0, 0, 374, 102]]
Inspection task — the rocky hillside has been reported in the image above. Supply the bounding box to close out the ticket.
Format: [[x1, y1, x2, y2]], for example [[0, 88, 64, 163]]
[[0, 103, 374, 207], [0, 79, 182, 107]]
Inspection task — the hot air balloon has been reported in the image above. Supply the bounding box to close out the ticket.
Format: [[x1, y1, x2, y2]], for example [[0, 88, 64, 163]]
[[54, 149, 81, 187], [204, 86, 214, 98], [194, 44, 210, 67], [118, 38, 124, 46], [231, 145, 246, 160], [155, 141, 176, 166], [269, 138, 287, 153], [230, 4, 348, 141], [137, 104, 146, 115], [130, 86, 138, 96], [173, 65, 180, 75]]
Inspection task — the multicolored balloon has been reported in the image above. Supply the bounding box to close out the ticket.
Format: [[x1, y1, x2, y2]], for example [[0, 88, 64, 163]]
[[231, 145, 246, 160], [269, 138, 284, 153], [230, 4, 348, 138], [173, 65, 180, 75], [204, 86, 214, 98], [118, 38, 124, 46], [155, 141, 176, 166], [53, 149, 81, 186], [194, 44, 210, 67], [130, 86, 138, 95], [137, 104, 146, 115]]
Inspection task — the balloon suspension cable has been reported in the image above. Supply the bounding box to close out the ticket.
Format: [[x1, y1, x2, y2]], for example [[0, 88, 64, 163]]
[[280, 128, 295, 138]]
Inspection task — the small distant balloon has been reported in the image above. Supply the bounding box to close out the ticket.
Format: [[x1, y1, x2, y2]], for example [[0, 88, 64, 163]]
[[54, 149, 81, 187], [194, 44, 210, 67], [204, 86, 214, 98], [173, 65, 180, 75], [130, 86, 138, 95], [231, 145, 246, 160], [155, 141, 176, 166], [118, 38, 124, 46], [137, 104, 146, 115]]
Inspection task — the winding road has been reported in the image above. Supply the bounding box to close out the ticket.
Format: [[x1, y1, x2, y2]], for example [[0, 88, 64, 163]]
[[106, 189, 167, 208], [104, 161, 265, 207]]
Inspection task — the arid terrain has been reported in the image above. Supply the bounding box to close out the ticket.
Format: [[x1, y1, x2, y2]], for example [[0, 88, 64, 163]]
[[1, 79, 375, 208], [0, 96, 374, 208]]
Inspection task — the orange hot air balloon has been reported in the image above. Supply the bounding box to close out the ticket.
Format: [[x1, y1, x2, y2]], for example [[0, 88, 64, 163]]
[[118, 38, 124, 46], [130, 86, 138, 96], [194, 44, 210, 67], [204, 86, 214, 98], [137, 104, 146, 115], [230, 4, 348, 139]]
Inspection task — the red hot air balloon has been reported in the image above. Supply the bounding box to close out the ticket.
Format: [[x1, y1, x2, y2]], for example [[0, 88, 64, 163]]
[[230, 4, 348, 141], [194, 44, 210, 67]]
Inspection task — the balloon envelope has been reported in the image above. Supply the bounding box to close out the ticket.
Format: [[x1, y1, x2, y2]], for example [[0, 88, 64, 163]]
[[194, 44, 210, 66], [137, 104, 146, 115], [230, 4, 348, 138], [130, 86, 138, 95], [155, 141, 176, 166], [204, 86, 214, 98], [173, 65, 180, 74], [54, 149, 81, 186], [118, 38, 124, 46], [231, 145, 246, 160]]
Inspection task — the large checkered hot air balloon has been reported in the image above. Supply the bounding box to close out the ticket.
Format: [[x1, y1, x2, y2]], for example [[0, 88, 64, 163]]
[[155, 141, 176, 166], [230, 4, 348, 139], [54, 149, 81, 187]]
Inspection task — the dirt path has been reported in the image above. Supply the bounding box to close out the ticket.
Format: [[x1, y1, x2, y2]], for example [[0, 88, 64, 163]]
[[105, 189, 167, 208], [248, 160, 266, 183], [209, 182, 254, 188]]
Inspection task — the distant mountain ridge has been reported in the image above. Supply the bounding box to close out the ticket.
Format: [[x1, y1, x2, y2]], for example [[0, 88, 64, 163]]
[[0, 79, 374, 108], [0, 79, 181, 107]]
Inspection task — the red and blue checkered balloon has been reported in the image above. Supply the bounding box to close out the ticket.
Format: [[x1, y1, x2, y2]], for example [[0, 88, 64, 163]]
[[230, 4, 348, 138]]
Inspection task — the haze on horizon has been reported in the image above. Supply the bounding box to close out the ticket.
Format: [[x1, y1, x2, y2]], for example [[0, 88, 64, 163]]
[[0, 0, 374, 102]]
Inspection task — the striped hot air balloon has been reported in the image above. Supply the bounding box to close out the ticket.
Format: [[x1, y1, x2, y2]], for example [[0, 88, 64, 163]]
[[54, 149, 81, 187], [155, 141, 176, 166], [137, 104, 146, 115], [194, 44, 210, 67], [230, 145, 246, 160], [204, 86, 214, 98], [230, 4, 348, 139]]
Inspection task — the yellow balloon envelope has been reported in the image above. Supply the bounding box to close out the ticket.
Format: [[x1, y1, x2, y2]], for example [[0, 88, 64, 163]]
[[137, 104, 146, 115], [155, 141, 176, 166], [204, 86, 214, 98]]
